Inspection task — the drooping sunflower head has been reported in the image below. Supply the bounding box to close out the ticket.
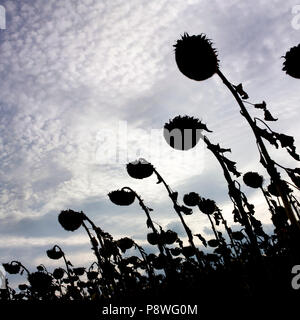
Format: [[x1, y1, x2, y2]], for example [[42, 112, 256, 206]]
[[183, 192, 200, 207], [58, 209, 84, 232], [174, 33, 219, 81], [108, 188, 136, 206], [163, 115, 211, 151], [282, 43, 300, 78], [126, 158, 154, 179], [243, 171, 264, 189], [46, 246, 64, 260]]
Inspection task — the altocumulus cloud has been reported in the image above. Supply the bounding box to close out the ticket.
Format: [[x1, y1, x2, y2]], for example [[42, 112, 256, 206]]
[[0, 0, 299, 277]]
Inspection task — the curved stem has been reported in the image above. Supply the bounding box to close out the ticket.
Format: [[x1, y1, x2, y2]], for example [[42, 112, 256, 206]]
[[152, 171, 204, 268], [203, 136, 260, 256]]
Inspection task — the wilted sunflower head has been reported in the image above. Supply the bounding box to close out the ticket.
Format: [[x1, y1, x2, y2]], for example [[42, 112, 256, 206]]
[[126, 158, 154, 179], [198, 197, 216, 215], [164, 115, 212, 151], [282, 43, 300, 78], [28, 272, 53, 293], [46, 246, 64, 260], [108, 188, 136, 206], [243, 171, 264, 189], [2, 261, 21, 274], [58, 209, 84, 232], [52, 268, 65, 280], [174, 33, 219, 81], [116, 237, 134, 253], [183, 192, 200, 207], [147, 232, 160, 245]]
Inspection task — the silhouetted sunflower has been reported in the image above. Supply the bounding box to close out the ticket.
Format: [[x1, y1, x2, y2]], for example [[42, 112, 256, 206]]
[[243, 172, 264, 189], [282, 43, 300, 78], [2, 262, 21, 274], [58, 209, 84, 232], [182, 246, 195, 257], [183, 192, 200, 207], [52, 268, 65, 280], [161, 230, 178, 245], [198, 197, 216, 215], [46, 246, 64, 260], [18, 284, 28, 291], [28, 272, 53, 293], [126, 158, 154, 179], [174, 33, 219, 81], [207, 239, 219, 248], [108, 189, 135, 206], [170, 247, 181, 256], [164, 115, 211, 150], [73, 267, 86, 276], [231, 231, 245, 241], [117, 237, 134, 253], [147, 232, 159, 245]]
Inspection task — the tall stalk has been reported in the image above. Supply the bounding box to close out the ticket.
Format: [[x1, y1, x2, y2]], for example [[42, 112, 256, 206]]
[[216, 69, 299, 229], [153, 170, 204, 268]]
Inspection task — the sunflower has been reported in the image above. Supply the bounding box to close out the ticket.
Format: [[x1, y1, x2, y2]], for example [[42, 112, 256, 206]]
[[58, 209, 84, 232], [164, 115, 211, 150], [243, 171, 264, 189], [108, 188, 136, 206], [126, 158, 154, 179], [282, 43, 300, 78], [46, 246, 64, 260], [174, 33, 219, 81], [183, 192, 200, 207]]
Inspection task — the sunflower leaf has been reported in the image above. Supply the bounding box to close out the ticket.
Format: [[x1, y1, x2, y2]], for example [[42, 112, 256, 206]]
[[264, 109, 278, 121], [254, 101, 267, 110]]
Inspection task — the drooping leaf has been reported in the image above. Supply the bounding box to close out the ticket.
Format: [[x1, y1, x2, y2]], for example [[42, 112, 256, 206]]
[[264, 109, 278, 121], [256, 127, 279, 148], [222, 156, 241, 177], [195, 233, 207, 247], [170, 192, 178, 201], [286, 170, 300, 188], [234, 83, 249, 99], [254, 101, 267, 110]]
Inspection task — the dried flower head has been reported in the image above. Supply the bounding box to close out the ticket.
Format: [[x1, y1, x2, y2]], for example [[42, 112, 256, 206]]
[[282, 44, 300, 78], [52, 268, 65, 280], [58, 209, 84, 232], [2, 262, 21, 274], [108, 188, 136, 206], [147, 232, 159, 245], [161, 230, 178, 245], [116, 237, 134, 253], [198, 197, 216, 215], [46, 246, 64, 260], [182, 246, 195, 257], [126, 158, 154, 179], [164, 115, 211, 150], [28, 272, 53, 293], [231, 231, 245, 241], [174, 33, 219, 81], [243, 172, 264, 189], [170, 247, 181, 256], [207, 239, 219, 248], [73, 267, 86, 276], [183, 192, 200, 207]]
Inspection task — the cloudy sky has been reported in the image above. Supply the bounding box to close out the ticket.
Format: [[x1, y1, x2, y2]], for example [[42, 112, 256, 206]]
[[0, 0, 300, 285]]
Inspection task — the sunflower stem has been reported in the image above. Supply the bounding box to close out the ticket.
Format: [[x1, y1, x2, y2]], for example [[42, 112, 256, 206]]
[[216, 69, 299, 230]]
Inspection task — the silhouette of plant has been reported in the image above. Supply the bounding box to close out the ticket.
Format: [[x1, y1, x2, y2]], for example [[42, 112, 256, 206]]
[[282, 43, 300, 78]]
